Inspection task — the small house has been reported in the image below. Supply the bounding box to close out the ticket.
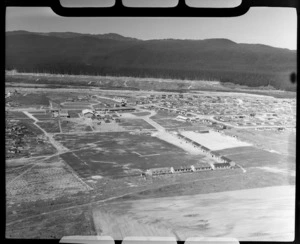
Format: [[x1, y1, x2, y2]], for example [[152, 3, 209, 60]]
[[51, 109, 59, 118], [60, 109, 69, 118], [82, 109, 94, 118]]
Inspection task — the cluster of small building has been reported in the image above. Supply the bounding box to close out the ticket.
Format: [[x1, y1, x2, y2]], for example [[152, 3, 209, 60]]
[[113, 96, 127, 104], [214, 113, 292, 127], [143, 104, 228, 130], [175, 116, 227, 129], [5, 89, 20, 99], [5, 90, 22, 107], [143, 161, 236, 177], [92, 106, 136, 113], [5, 121, 30, 158], [81, 109, 121, 123], [140, 93, 296, 128], [51, 108, 69, 118], [49, 98, 137, 120]]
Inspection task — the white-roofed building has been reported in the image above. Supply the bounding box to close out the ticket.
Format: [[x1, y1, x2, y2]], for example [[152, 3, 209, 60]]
[[60, 109, 69, 118], [176, 115, 188, 121], [82, 109, 94, 118]]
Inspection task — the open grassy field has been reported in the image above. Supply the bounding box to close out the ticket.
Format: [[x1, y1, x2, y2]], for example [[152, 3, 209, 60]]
[[61, 105, 92, 110], [6, 156, 90, 204], [29, 110, 48, 114], [223, 129, 296, 156], [115, 167, 294, 201], [93, 185, 295, 241], [214, 146, 295, 171], [6, 161, 294, 238], [150, 110, 177, 120], [31, 113, 53, 120], [63, 102, 91, 106], [8, 93, 50, 107], [96, 97, 120, 105], [60, 119, 93, 133], [68, 111, 80, 118], [6, 205, 95, 239], [18, 120, 44, 135], [56, 132, 208, 179], [149, 111, 211, 130], [153, 118, 210, 131], [153, 118, 193, 128], [132, 112, 152, 117], [47, 92, 83, 104], [18, 138, 57, 158], [6, 111, 32, 120], [6, 149, 295, 239], [119, 119, 156, 130], [36, 120, 61, 133]]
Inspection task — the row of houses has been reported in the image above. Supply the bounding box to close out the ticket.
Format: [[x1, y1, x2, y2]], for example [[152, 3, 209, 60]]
[[93, 107, 136, 113], [51, 109, 69, 118], [144, 165, 211, 176], [5, 122, 31, 158], [82, 109, 121, 122], [176, 115, 200, 122], [149, 94, 185, 99], [113, 96, 127, 103], [50, 106, 136, 119], [143, 162, 236, 177]]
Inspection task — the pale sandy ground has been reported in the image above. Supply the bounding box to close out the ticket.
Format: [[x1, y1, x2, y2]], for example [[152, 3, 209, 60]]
[[119, 113, 139, 119], [93, 185, 295, 241], [152, 131, 204, 155], [181, 131, 252, 151], [256, 166, 296, 177]]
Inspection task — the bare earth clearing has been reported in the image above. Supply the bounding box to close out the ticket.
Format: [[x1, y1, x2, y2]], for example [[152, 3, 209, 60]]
[[6, 84, 296, 239], [93, 185, 295, 241], [181, 131, 252, 150], [153, 131, 204, 155]]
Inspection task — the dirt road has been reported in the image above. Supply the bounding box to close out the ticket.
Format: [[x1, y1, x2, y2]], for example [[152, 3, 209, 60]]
[[23, 111, 69, 154]]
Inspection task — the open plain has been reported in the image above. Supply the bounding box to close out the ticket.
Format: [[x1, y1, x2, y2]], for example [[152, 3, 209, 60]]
[[93, 185, 295, 241], [5, 73, 296, 240]]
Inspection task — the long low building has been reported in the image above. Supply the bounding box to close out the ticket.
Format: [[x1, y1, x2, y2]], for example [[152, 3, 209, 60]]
[[193, 165, 212, 171], [95, 107, 136, 112], [176, 115, 188, 121], [109, 107, 136, 112], [146, 167, 173, 176], [173, 166, 193, 173], [145, 164, 217, 176]]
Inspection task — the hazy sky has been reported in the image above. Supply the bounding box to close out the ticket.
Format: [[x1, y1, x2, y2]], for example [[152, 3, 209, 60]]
[[6, 6, 297, 50], [59, 0, 242, 8]]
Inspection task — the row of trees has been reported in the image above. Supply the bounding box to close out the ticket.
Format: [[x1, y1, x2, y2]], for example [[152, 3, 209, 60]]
[[6, 64, 296, 91]]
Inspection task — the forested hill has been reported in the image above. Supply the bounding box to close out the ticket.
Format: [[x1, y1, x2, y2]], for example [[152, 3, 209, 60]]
[[6, 31, 297, 91]]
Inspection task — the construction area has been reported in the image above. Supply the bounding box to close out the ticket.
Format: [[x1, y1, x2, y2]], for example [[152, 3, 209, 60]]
[[5, 87, 295, 239]]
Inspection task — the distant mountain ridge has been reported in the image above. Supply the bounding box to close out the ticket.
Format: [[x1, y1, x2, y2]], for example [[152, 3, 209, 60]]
[[6, 30, 140, 41], [5, 31, 297, 91]]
